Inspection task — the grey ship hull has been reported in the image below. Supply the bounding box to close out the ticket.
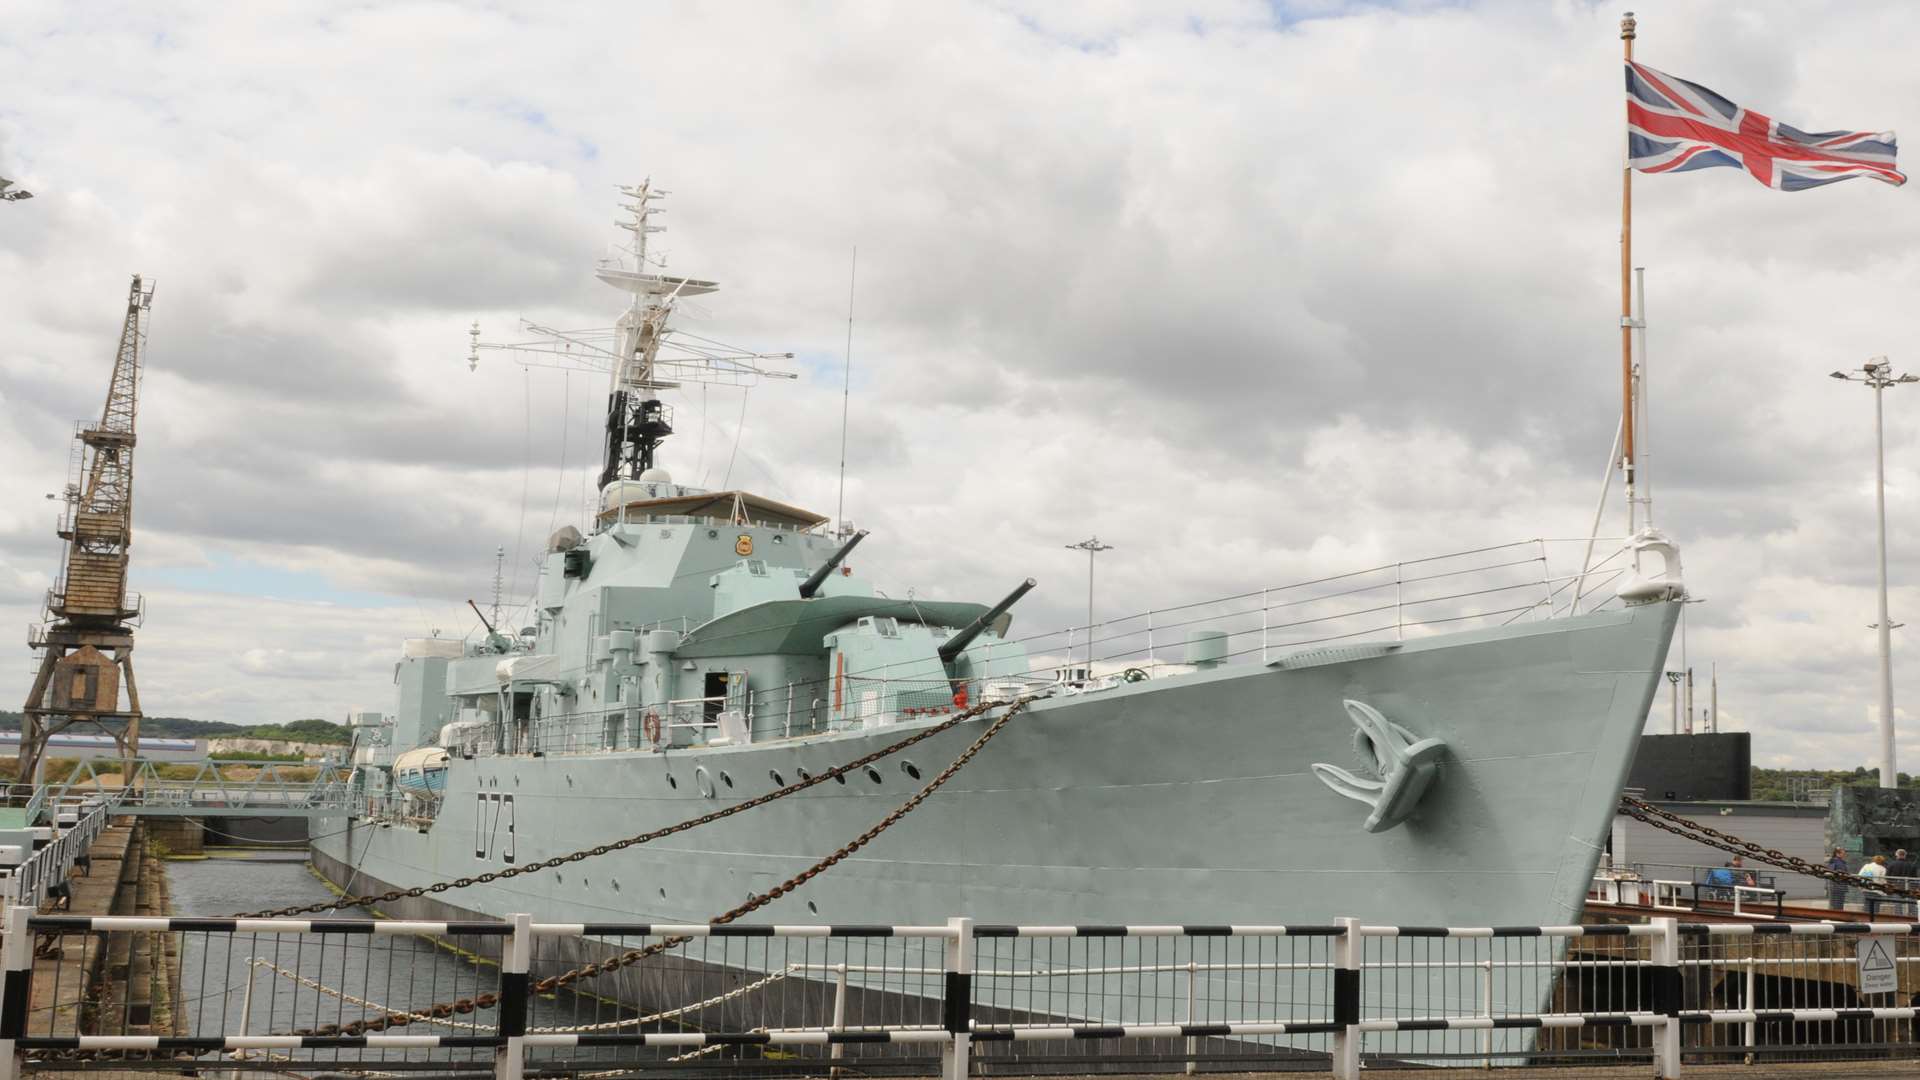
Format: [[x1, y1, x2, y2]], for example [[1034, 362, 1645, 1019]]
[[313, 600, 1675, 950]]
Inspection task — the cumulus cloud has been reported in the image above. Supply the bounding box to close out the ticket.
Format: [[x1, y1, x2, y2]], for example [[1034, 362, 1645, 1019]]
[[0, 1, 1916, 770]]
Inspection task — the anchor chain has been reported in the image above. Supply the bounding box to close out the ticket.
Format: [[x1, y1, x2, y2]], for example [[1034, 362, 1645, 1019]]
[[1618, 794, 1920, 900], [291, 696, 1035, 1037], [242, 696, 1017, 918]]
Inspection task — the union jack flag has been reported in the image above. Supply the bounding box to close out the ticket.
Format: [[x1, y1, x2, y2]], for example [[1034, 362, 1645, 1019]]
[[1626, 61, 1904, 189]]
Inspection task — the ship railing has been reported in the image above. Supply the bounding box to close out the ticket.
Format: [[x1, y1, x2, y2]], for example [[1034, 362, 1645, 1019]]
[[517, 696, 727, 756], [9, 913, 1920, 1077], [1013, 537, 1642, 681], [602, 508, 827, 537]]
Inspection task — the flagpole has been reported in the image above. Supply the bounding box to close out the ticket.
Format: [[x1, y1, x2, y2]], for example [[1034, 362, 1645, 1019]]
[[1620, 11, 1638, 536]]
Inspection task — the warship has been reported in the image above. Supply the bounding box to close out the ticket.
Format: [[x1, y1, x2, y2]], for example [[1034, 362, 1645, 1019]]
[[311, 182, 1685, 1037]]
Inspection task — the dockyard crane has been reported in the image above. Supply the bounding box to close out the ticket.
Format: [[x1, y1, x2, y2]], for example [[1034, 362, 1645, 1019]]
[[18, 276, 153, 788]]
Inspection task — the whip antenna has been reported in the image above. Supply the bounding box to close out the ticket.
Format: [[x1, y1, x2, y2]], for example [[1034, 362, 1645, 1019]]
[[836, 246, 856, 538]]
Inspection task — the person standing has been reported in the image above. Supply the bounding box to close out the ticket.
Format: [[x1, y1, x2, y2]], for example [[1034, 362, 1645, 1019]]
[[1891, 849, 1918, 917], [1829, 848, 1853, 910], [1862, 855, 1891, 918]]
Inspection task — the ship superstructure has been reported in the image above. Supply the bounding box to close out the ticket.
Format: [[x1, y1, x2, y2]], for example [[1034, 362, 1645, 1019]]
[[314, 184, 1685, 1042]]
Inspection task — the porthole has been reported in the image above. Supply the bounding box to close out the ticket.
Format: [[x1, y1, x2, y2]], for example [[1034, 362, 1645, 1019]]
[[797, 767, 812, 782], [864, 766, 882, 784], [769, 769, 786, 786], [695, 767, 717, 799], [556, 872, 565, 884], [707, 528, 719, 539], [833, 771, 847, 785], [807, 900, 819, 915], [721, 771, 734, 788], [772, 534, 785, 544], [666, 774, 678, 789], [901, 761, 922, 781], [612, 879, 621, 892], [659, 887, 667, 899]]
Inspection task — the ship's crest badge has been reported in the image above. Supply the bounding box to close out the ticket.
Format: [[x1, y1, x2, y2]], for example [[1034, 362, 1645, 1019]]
[[1310, 700, 1447, 834]]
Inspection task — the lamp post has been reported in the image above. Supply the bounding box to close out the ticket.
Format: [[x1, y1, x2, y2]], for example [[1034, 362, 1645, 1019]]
[[1831, 358, 1917, 788], [1665, 670, 1682, 735], [1065, 536, 1114, 670]]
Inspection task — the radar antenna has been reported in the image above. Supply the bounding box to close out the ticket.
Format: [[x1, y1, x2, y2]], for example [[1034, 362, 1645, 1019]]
[[19, 276, 154, 788], [467, 180, 797, 490]]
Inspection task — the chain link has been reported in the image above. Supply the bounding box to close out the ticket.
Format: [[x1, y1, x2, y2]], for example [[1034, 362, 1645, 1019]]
[[242, 697, 1015, 919], [290, 696, 1035, 1037], [1618, 794, 1920, 900]]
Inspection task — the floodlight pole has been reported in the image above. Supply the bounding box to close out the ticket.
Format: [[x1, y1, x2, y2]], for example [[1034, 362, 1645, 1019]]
[[1832, 358, 1916, 788], [1065, 537, 1114, 669]]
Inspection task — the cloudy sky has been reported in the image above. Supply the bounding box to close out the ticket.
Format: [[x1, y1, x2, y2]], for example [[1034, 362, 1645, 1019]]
[[2, 0, 1917, 769]]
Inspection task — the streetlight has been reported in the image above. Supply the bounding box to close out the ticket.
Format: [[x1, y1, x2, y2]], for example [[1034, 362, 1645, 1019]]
[[1065, 536, 1114, 670], [1831, 357, 1918, 788], [0, 178, 32, 202]]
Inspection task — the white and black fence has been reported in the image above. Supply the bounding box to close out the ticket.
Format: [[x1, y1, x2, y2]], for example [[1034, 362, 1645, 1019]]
[[3, 911, 1919, 1077]]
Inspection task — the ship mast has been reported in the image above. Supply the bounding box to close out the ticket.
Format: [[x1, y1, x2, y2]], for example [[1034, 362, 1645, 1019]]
[[596, 180, 716, 488], [467, 180, 796, 507]]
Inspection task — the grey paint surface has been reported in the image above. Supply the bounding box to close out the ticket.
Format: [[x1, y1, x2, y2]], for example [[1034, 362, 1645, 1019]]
[[314, 599, 1680, 1037]]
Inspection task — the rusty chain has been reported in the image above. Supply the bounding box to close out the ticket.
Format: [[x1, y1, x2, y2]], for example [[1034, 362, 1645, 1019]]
[[1619, 794, 1920, 900], [290, 696, 1035, 1037], [239, 696, 1018, 918]]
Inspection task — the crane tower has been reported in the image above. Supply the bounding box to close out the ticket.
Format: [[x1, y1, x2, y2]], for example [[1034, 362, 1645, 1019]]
[[19, 275, 154, 786]]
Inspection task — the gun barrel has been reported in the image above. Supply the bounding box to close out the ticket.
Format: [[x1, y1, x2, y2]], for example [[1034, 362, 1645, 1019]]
[[939, 578, 1037, 664], [799, 529, 870, 598], [466, 599, 496, 637]]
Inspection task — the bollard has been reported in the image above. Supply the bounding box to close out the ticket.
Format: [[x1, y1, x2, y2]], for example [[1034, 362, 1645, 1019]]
[[941, 916, 973, 1080]]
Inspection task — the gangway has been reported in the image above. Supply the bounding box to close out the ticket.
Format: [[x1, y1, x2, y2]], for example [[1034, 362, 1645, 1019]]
[[32, 758, 356, 818]]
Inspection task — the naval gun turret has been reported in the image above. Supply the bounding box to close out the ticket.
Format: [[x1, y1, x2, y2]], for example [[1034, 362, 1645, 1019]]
[[939, 578, 1036, 664], [799, 529, 869, 599]]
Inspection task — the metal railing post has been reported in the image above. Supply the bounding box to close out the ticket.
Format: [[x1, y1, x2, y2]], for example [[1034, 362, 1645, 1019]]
[[941, 916, 973, 1080], [1332, 916, 1361, 1080], [1480, 958, 1493, 1067], [831, 962, 849, 1078], [0, 905, 32, 1080], [1651, 916, 1683, 1080], [1742, 954, 1756, 1054], [1183, 959, 1198, 1075], [495, 912, 532, 1080]]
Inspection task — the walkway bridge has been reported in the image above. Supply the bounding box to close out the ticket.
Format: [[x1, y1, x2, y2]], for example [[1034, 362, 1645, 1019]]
[[27, 758, 355, 819]]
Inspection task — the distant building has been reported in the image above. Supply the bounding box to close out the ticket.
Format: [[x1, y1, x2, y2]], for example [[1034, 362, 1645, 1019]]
[[0, 730, 204, 762]]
